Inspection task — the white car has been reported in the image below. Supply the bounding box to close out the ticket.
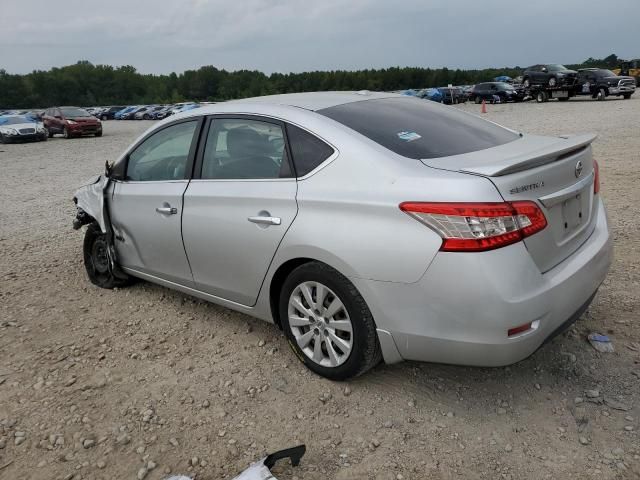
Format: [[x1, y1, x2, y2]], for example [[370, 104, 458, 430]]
[[0, 115, 48, 143]]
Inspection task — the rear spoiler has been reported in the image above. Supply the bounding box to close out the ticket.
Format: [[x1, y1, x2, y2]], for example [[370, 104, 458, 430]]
[[421, 133, 597, 177]]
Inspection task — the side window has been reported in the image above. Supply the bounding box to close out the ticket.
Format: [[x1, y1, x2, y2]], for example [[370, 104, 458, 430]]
[[126, 121, 197, 181], [201, 118, 288, 179], [286, 124, 335, 177]]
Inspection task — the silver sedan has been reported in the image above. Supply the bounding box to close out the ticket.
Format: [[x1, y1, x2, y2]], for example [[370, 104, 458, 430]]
[[73, 91, 612, 380]]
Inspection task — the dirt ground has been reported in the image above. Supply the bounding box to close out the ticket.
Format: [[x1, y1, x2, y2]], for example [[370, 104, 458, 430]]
[[1, 95, 639, 480]]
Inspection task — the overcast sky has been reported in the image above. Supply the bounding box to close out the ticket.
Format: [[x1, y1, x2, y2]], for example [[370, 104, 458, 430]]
[[2, 0, 639, 75]]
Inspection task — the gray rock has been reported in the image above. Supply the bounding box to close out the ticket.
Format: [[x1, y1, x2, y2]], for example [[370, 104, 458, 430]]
[[585, 390, 600, 399], [504, 444, 513, 452], [579, 436, 590, 445], [137, 466, 149, 480], [82, 439, 95, 449]]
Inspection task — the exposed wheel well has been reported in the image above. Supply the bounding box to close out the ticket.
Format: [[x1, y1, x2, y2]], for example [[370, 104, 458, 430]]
[[269, 257, 315, 329]]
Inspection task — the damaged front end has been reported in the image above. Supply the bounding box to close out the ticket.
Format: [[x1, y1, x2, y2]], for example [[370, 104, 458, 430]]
[[72, 163, 128, 281]]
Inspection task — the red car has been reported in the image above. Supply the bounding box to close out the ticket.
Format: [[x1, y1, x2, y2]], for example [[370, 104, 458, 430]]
[[42, 107, 102, 139]]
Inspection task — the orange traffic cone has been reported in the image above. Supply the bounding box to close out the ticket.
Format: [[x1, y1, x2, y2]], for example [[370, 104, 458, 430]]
[[481, 99, 487, 114]]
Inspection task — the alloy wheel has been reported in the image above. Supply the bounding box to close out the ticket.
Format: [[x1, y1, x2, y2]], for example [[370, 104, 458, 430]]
[[287, 281, 353, 368]]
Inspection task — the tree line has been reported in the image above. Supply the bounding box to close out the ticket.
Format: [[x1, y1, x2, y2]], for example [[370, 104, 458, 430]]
[[0, 54, 622, 109]]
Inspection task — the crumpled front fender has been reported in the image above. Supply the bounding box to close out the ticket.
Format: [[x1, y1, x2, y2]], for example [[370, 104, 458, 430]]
[[73, 174, 108, 232]]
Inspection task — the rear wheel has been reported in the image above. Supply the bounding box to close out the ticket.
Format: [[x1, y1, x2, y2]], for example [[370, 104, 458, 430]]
[[597, 87, 607, 101], [83, 223, 132, 289], [536, 91, 548, 103], [279, 262, 381, 380]]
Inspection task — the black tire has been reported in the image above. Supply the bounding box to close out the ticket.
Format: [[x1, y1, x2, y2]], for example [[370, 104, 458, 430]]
[[47, 128, 54, 138], [623, 93, 632, 99], [83, 223, 132, 289], [0, 134, 6, 144], [523, 77, 530, 88], [548, 77, 557, 87], [597, 87, 607, 101], [63, 127, 70, 139], [143, 114, 151, 120], [536, 91, 546, 103], [95, 130, 102, 137], [279, 261, 382, 380]]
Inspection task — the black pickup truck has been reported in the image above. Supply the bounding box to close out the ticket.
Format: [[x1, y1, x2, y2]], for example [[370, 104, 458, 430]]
[[576, 68, 636, 100]]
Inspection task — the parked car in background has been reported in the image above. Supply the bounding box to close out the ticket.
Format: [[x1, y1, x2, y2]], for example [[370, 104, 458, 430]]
[[151, 105, 175, 120], [134, 105, 165, 120], [115, 106, 139, 120], [167, 102, 199, 117], [576, 68, 636, 100], [522, 64, 578, 88], [0, 114, 48, 143], [42, 107, 102, 138], [469, 82, 524, 103], [437, 87, 467, 104], [73, 91, 611, 380], [98, 106, 126, 120]]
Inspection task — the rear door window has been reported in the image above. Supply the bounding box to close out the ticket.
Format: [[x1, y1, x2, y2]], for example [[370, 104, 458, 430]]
[[318, 97, 518, 160], [286, 124, 335, 177], [200, 118, 290, 179]]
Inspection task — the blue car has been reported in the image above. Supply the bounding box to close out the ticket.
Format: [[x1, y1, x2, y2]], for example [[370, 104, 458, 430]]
[[114, 106, 138, 120]]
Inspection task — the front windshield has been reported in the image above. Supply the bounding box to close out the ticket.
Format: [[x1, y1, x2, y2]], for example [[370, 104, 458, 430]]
[[547, 64, 568, 72], [0, 116, 34, 125], [498, 83, 515, 90], [598, 69, 617, 77], [60, 107, 91, 117]]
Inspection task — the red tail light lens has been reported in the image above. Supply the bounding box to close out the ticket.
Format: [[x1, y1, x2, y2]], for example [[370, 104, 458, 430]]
[[593, 159, 600, 194], [399, 201, 547, 252]]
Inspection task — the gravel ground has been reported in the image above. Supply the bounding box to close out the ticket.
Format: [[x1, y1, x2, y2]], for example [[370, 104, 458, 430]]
[[1, 96, 639, 480]]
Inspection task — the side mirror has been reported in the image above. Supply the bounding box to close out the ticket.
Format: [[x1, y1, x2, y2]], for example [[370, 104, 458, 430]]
[[541, 67, 548, 73]]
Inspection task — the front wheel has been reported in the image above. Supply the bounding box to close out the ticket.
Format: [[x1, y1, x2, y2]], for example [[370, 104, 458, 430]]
[[83, 223, 132, 289], [279, 262, 382, 380], [63, 127, 71, 139]]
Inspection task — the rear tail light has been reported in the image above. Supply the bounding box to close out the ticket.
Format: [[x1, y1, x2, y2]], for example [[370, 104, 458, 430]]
[[399, 201, 547, 252], [508, 322, 533, 337], [593, 160, 600, 194]]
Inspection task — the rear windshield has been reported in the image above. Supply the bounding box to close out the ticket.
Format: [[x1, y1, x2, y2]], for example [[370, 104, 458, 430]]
[[318, 97, 518, 159]]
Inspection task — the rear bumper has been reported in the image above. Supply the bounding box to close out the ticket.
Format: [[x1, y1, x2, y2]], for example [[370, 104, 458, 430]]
[[354, 198, 612, 366]]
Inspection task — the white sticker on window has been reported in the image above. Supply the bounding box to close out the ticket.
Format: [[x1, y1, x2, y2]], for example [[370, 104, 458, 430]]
[[397, 131, 421, 142]]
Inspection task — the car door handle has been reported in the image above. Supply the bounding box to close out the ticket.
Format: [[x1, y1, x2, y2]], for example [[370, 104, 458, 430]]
[[248, 216, 281, 226], [156, 206, 178, 215]]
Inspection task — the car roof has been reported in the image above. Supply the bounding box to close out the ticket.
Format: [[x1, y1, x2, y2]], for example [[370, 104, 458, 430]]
[[224, 91, 400, 112]]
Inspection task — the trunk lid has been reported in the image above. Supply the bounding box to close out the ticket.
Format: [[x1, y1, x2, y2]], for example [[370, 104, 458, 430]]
[[421, 134, 599, 272]]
